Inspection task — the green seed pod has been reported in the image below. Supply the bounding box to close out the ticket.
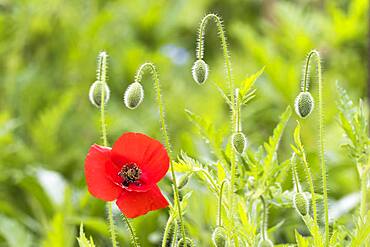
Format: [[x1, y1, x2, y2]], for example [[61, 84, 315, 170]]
[[177, 237, 194, 247], [231, 132, 247, 154], [257, 239, 273, 247], [89, 80, 110, 107], [293, 192, 309, 216], [177, 173, 191, 190], [192, 59, 209, 84], [124, 82, 144, 109], [212, 226, 227, 247], [294, 92, 314, 118]]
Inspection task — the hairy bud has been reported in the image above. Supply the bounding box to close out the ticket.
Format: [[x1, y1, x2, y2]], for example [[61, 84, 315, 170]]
[[258, 239, 273, 247], [294, 92, 314, 118], [192, 59, 209, 84], [231, 132, 247, 154], [89, 81, 110, 107], [212, 226, 227, 247], [293, 192, 309, 216], [124, 82, 144, 109], [177, 237, 194, 247]]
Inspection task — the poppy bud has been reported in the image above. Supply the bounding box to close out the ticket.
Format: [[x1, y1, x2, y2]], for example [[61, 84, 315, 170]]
[[212, 226, 227, 247], [177, 173, 191, 190], [177, 237, 194, 247], [293, 192, 309, 216], [231, 132, 247, 154], [258, 239, 273, 247], [124, 82, 144, 109], [294, 92, 314, 118], [89, 80, 110, 107], [192, 59, 209, 84]]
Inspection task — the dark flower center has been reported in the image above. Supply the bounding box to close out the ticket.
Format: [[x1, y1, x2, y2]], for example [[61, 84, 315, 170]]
[[118, 163, 142, 187]]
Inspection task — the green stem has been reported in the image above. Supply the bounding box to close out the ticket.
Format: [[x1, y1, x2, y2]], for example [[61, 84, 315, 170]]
[[97, 51, 138, 247], [197, 13, 237, 234], [135, 63, 186, 244], [123, 216, 140, 247], [217, 180, 227, 226], [97, 52, 118, 247], [302, 50, 329, 245], [301, 150, 318, 224], [260, 196, 268, 240], [360, 166, 369, 219]]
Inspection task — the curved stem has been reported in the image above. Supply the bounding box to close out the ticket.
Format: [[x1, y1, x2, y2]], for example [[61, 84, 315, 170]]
[[197, 13, 237, 233], [291, 154, 301, 192], [97, 52, 118, 247], [303, 50, 329, 245], [135, 63, 186, 244]]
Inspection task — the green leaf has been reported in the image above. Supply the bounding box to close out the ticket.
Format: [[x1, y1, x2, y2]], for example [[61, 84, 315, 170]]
[[263, 106, 292, 171], [239, 67, 265, 97], [295, 230, 310, 247], [77, 224, 96, 247]]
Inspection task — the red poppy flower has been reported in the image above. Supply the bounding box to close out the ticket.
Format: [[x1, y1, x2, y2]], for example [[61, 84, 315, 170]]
[[85, 132, 169, 218]]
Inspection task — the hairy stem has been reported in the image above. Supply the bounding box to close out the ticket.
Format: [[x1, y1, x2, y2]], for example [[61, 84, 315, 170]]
[[123, 216, 140, 247], [197, 13, 237, 234], [303, 50, 329, 245], [135, 63, 186, 244], [97, 52, 118, 247]]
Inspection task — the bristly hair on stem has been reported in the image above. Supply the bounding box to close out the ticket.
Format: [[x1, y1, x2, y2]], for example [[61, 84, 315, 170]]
[[294, 49, 329, 246], [128, 62, 187, 245], [194, 14, 238, 242]]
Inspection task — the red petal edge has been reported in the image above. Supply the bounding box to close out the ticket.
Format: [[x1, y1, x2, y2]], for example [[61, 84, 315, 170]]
[[85, 144, 122, 201], [116, 185, 169, 218]]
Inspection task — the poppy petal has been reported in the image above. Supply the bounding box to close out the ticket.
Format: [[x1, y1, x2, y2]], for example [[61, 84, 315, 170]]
[[116, 185, 169, 218], [111, 133, 170, 190], [85, 144, 122, 201]]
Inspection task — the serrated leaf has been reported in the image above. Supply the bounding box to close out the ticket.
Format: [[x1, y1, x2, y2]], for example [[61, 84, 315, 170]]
[[239, 67, 265, 97], [77, 224, 96, 247]]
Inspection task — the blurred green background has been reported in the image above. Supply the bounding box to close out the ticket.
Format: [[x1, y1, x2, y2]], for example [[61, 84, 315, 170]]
[[0, 0, 368, 246]]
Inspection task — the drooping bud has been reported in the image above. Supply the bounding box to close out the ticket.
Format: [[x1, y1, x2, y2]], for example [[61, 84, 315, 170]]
[[212, 226, 227, 247], [293, 192, 309, 216], [89, 80, 110, 107], [177, 173, 191, 190], [192, 59, 209, 84], [258, 239, 273, 247], [177, 237, 194, 247], [124, 82, 144, 109], [294, 92, 314, 118], [231, 132, 247, 154]]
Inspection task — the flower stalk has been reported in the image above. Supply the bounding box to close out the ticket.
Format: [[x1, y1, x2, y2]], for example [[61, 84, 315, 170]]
[[195, 13, 237, 235], [295, 50, 329, 245], [131, 62, 187, 245]]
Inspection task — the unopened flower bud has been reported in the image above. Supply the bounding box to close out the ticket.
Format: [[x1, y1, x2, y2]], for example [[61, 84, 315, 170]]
[[177, 237, 194, 247], [231, 132, 247, 154], [89, 81, 110, 107], [294, 92, 314, 118], [293, 192, 309, 216], [258, 239, 273, 247], [124, 82, 144, 109], [192, 59, 209, 84], [212, 226, 227, 247]]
